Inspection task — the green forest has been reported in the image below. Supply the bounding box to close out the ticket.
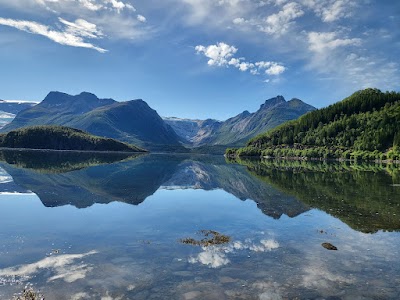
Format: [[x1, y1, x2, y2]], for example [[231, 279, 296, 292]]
[[0, 125, 146, 153], [227, 88, 400, 161]]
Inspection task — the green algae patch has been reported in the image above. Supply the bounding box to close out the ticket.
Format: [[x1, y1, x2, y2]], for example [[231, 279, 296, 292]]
[[180, 230, 231, 247]]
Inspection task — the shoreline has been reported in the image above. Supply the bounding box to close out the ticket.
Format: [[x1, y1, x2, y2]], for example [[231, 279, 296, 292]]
[[0, 147, 148, 155], [225, 154, 400, 164]]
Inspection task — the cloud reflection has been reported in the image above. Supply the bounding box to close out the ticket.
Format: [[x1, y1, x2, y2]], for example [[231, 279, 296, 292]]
[[0, 250, 97, 283], [188, 238, 280, 268]]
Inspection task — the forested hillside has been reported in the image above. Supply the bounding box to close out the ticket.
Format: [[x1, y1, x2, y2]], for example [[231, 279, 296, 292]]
[[227, 89, 400, 160], [0, 126, 146, 152]]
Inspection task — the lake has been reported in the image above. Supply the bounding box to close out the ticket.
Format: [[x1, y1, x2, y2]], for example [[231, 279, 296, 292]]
[[0, 151, 399, 299]]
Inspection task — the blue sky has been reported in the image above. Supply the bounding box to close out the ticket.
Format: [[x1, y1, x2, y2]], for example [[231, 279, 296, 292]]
[[0, 0, 398, 120]]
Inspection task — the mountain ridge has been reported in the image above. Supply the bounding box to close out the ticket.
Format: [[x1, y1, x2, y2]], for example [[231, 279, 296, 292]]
[[164, 95, 315, 147], [228, 88, 400, 160], [2, 92, 183, 151]]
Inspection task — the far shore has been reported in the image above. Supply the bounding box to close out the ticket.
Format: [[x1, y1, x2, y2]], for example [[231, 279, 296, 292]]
[[0, 147, 148, 154], [225, 154, 400, 164]]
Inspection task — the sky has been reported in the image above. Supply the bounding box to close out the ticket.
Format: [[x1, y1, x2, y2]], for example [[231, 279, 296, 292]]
[[0, 0, 399, 120]]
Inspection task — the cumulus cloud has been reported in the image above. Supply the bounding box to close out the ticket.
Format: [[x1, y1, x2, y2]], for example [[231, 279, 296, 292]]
[[195, 42, 238, 66], [104, 0, 135, 13], [137, 14, 146, 22], [0, 250, 97, 283], [0, 17, 107, 52], [259, 2, 304, 36], [195, 42, 286, 77]]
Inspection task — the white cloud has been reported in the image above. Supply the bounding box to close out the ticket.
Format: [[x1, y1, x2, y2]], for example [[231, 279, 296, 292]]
[[104, 0, 135, 13], [265, 63, 286, 75], [232, 17, 246, 25], [0, 250, 97, 283], [177, 0, 255, 25], [0, 0, 149, 49], [137, 14, 146, 22], [78, 0, 104, 11], [302, 0, 356, 22], [196, 42, 286, 77], [0, 17, 107, 52], [33, 0, 136, 13], [0, 18, 107, 53], [259, 2, 304, 36], [59, 18, 104, 39], [308, 31, 361, 53], [195, 42, 238, 66], [304, 30, 398, 92], [343, 53, 400, 90]]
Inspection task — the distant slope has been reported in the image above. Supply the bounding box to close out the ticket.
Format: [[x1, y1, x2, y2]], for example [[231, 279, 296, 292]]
[[0, 125, 146, 152], [164, 96, 315, 147], [229, 88, 400, 160], [2, 92, 115, 130], [70, 100, 182, 150], [0, 100, 37, 114], [2, 92, 183, 151], [0, 111, 16, 129]]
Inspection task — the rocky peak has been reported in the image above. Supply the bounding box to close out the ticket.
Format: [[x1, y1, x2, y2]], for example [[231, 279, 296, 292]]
[[260, 96, 286, 110]]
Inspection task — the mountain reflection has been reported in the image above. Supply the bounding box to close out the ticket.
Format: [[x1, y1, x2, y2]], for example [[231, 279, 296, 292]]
[[232, 158, 400, 233], [0, 149, 143, 173], [0, 152, 399, 233]]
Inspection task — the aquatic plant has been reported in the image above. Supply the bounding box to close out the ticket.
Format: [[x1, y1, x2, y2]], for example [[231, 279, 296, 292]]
[[180, 230, 231, 246], [13, 287, 44, 300]]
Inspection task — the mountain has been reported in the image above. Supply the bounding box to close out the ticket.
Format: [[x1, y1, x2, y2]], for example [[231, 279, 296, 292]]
[[164, 96, 315, 147], [229, 88, 400, 160], [2, 92, 183, 151], [0, 99, 37, 114], [0, 125, 146, 152], [0, 111, 16, 129]]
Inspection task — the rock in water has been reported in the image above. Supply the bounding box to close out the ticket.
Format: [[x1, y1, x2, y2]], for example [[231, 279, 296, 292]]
[[322, 242, 338, 250]]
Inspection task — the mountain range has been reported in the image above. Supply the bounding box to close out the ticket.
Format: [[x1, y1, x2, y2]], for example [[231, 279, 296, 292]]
[[1, 92, 182, 151], [1, 92, 315, 151], [0, 99, 37, 114], [164, 96, 315, 147]]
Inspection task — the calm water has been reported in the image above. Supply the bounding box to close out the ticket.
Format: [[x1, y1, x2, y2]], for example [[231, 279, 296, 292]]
[[0, 151, 399, 299]]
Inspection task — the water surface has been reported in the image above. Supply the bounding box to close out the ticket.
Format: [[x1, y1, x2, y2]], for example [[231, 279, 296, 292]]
[[0, 152, 399, 299]]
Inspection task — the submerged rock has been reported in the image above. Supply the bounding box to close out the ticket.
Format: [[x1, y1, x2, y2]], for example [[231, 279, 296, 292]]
[[322, 242, 338, 250]]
